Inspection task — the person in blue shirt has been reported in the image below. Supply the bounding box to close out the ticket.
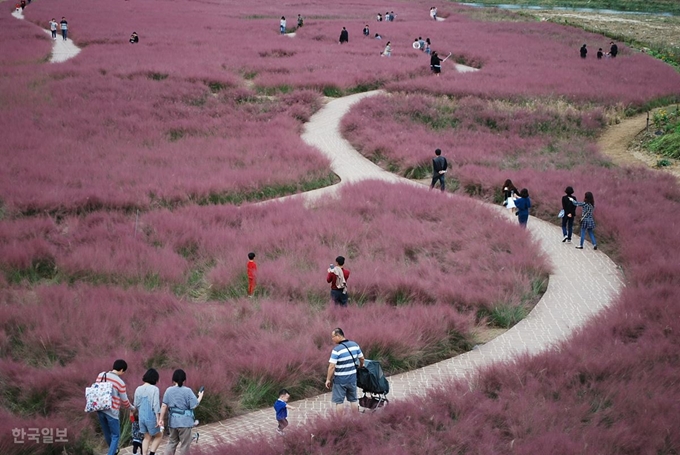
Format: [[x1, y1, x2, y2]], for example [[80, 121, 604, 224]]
[[273, 389, 296, 435], [514, 188, 531, 228]]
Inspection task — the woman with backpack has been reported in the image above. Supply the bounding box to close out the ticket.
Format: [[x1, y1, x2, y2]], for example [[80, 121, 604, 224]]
[[134, 369, 162, 455]]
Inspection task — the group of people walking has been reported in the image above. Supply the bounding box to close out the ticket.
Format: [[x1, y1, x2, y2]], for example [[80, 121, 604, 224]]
[[47, 17, 69, 41], [503, 180, 598, 249], [94, 360, 204, 455]]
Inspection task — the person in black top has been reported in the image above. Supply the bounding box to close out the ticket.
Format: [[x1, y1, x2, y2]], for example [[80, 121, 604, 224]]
[[609, 41, 618, 58], [363, 25, 369, 37], [430, 148, 448, 192], [430, 51, 441, 75], [580, 44, 587, 59], [597, 48, 603, 59], [339, 27, 348, 44], [129, 32, 139, 44], [561, 186, 577, 243]]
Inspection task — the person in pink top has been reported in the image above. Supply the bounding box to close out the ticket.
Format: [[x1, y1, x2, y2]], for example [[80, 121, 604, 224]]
[[95, 359, 134, 455]]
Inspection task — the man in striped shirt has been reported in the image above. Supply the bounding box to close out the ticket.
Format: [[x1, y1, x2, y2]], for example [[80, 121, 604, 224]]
[[96, 359, 134, 455], [325, 328, 364, 413]]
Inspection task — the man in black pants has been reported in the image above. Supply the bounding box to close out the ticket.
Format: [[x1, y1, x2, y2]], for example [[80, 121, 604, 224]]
[[609, 41, 618, 58], [430, 148, 448, 192]]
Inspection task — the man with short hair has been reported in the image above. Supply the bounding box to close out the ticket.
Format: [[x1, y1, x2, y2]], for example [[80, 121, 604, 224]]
[[96, 359, 134, 455], [609, 41, 618, 58], [327, 256, 349, 306], [325, 328, 364, 413], [59, 16, 68, 41], [430, 148, 448, 192]]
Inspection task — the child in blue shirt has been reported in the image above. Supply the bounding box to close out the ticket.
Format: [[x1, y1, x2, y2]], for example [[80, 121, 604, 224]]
[[273, 389, 296, 435], [130, 410, 143, 454]]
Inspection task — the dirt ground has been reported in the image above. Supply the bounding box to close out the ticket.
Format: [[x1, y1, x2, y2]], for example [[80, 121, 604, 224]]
[[534, 10, 680, 54], [597, 111, 680, 181]]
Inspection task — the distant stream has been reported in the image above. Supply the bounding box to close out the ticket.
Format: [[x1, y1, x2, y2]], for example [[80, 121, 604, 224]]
[[458, 2, 675, 17]]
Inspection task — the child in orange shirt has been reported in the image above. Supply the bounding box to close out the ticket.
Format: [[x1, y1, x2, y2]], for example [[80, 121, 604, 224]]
[[247, 252, 257, 297]]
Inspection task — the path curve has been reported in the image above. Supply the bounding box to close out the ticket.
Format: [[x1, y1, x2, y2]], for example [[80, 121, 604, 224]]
[[11, 8, 81, 63], [118, 91, 623, 453]]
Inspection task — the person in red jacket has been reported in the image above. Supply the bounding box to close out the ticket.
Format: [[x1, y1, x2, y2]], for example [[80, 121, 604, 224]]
[[327, 256, 350, 306], [247, 252, 257, 297]]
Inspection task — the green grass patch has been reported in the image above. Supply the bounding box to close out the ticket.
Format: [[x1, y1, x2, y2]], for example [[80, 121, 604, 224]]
[[235, 375, 279, 410], [483, 304, 529, 328], [322, 85, 343, 98], [461, 0, 680, 15], [148, 72, 168, 81], [648, 126, 680, 158]]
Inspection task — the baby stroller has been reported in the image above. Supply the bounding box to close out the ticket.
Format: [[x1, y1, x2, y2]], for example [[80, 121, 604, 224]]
[[357, 359, 389, 411]]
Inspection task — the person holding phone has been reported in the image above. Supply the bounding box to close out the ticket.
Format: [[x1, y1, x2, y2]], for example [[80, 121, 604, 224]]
[[159, 369, 203, 455]]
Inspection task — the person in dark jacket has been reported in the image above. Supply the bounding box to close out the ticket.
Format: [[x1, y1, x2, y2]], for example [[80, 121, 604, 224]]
[[561, 186, 577, 243], [339, 27, 348, 44], [129, 32, 139, 44], [609, 41, 618, 58], [597, 48, 603, 59], [430, 148, 448, 192], [514, 188, 531, 228], [430, 51, 441, 75], [580, 44, 587, 58]]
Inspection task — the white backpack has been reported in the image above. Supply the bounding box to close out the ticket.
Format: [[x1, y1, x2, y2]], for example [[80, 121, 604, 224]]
[[85, 373, 113, 412]]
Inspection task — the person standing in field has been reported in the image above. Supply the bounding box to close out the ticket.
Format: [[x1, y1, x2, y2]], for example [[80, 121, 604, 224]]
[[247, 252, 257, 297], [430, 148, 447, 192], [430, 50, 442, 75], [363, 24, 370, 37], [571, 191, 597, 250], [280, 16, 286, 34], [60, 16, 68, 41], [327, 256, 349, 306], [597, 48, 603, 59], [514, 188, 531, 228], [96, 359, 135, 455], [297, 14, 303, 28], [382, 41, 392, 57], [325, 328, 364, 413], [339, 27, 348, 44], [580, 44, 587, 58], [609, 41, 618, 58], [49, 18, 58, 40]]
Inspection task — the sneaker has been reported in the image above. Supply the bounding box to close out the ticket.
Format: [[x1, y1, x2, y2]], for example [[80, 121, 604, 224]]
[[575, 246, 583, 249], [192, 432, 199, 443], [562, 236, 568, 242], [567, 239, 572, 243], [593, 245, 597, 250]]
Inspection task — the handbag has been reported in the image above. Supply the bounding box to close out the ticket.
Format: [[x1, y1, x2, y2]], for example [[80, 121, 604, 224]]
[[339, 341, 368, 382], [558, 209, 565, 218], [85, 373, 113, 412]]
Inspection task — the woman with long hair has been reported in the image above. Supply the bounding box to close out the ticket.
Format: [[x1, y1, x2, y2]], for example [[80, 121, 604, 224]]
[[502, 179, 519, 212], [571, 191, 597, 250]]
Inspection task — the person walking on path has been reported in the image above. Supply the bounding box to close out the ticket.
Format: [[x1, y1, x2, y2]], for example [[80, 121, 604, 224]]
[[49, 18, 58, 40], [95, 359, 134, 455], [247, 252, 257, 297], [325, 328, 364, 413], [514, 188, 531, 228], [339, 27, 348, 44], [561, 186, 577, 243], [580, 44, 587, 59], [280, 16, 286, 34], [327, 256, 349, 306], [571, 191, 597, 250], [133, 368, 163, 455], [159, 369, 204, 455], [273, 389, 296, 435], [60, 17, 68, 41], [430, 148, 448, 192], [502, 179, 519, 213]]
